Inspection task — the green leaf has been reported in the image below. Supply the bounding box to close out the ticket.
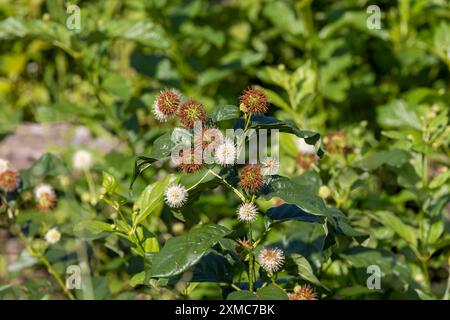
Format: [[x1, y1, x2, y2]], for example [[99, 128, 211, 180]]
[[211, 105, 240, 122], [266, 204, 322, 224], [130, 156, 157, 188], [285, 254, 326, 289], [264, 176, 366, 239], [101, 171, 119, 194], [355, 149, 410, 171], [227, 290, 258, 300], [374, 211, 418, 248], [100, 19, 170, 49], [191, 252, 233, 283], [74, 220, 115, 240], [429, 170, 450, 189], [244, 116, 324, 157], [149, 224, 231, 278], [263, 2, 302, 35], [143, 238, 160, 253], [102, 74, 133, 100], [341, 247, 411, 282], [130, 271, 145, 287], [133, 174, 179, 225], [377, 100, 422, 130], [256, 284, 289, 300]]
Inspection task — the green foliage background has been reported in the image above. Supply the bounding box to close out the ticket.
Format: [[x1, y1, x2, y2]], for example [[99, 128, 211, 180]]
[[0, 0, 449, 300]]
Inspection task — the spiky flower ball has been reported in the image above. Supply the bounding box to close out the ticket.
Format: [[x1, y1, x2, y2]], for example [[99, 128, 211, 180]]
[[164, 184, 188, 208], [0, 159, 20, 192], [237, 202, 258, 223], [45, 228, 61, 244], [261, 157, 280, 175], [179, 148, 203, 173], [215, 139, 236, 166], [239, 165, 264, 192], [153, 89, 181, 122], [288, 285, 317, 300], [258, 247, 285, 274], [177, 100, 207, 128], [239, 87, 268, 114], [235, 238, 253, 259], [35, 184, 57, 212], [73, 149, 93, 171]]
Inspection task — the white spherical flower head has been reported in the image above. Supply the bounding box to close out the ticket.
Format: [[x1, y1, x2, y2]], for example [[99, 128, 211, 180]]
[[152, 102, 169, 122], [0, 158, 10, 174], [215, 139, 236, 165], [34, 184, 55, 201], [164, 184, 188, 208], [237, 202, 258, 223], [258, 247, 285, 274], [261, 157, 280, 175], [45, 228, 61, 244], [297, 138, 316, 155], [73, 150, 93, 170]]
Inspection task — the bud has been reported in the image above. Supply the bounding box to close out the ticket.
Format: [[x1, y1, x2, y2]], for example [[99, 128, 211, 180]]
[[319, 186, 331, 199], [45, 228, 61, 244], [235, 238, 254, 259]]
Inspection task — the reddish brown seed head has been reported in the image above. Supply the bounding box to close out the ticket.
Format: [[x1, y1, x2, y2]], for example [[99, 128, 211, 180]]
[[177, 100, 207, 128], [239, 165, 264, 192], [239, 87, 268, 114], [178, 148, 203, 173], [235, 238, 254, 259], [0, 169, 19, 192], [288, 285, 318, 300], [155, 89, 181, 116]]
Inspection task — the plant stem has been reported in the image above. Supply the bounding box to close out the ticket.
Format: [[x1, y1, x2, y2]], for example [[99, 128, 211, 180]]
[[208, 169, 246, 202], [230, 283, 241, 291], [17, 231, 75, 300], [187, 170, 211, 191], [249, 253, 254, 292], [421, 259, 431, 291]]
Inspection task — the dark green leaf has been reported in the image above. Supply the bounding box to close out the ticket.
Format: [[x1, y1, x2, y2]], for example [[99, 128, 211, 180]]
[[149, 224, 231, 278]]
